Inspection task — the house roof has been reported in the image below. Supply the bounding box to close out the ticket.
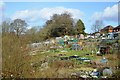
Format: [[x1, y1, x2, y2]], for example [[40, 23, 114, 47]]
[[100, 25, 113, 32], [113, 25, 120, 30], [103, 25, 113, 30]]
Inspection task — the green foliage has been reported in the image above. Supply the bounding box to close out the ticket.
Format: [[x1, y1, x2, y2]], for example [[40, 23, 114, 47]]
[[46, 13, 74, 37], [75, 19, 85, 35], [38, 13, 86, 39]]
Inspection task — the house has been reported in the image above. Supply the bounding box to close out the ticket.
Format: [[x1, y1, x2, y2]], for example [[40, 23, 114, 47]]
[[100, 25, 113, 34], [99, 25, 120, 40], [113, 25, 120, 32]]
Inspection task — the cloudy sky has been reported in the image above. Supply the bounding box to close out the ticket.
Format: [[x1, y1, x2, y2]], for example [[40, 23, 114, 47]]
[[1, 2, 119, 33]]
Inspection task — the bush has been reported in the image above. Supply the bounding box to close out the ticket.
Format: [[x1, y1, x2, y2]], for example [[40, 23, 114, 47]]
[[2, 33, 33, 78]]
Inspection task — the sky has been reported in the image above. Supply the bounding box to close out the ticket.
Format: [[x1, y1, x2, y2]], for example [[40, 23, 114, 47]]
[[0, 2, 119, 33]]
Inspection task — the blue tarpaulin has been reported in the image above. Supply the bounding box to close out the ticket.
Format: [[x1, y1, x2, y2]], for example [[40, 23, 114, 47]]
[[100, 58, 108, 63], [72, 44, 81, 50]]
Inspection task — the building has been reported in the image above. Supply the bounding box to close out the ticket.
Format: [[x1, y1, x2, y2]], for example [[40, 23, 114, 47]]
[[100, 25, 120, 39], [113, 25, 120, 32], [100, 25, 113, 34]]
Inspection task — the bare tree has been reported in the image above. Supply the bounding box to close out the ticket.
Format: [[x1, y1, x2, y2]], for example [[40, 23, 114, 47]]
[[92, 20, 104, 32], [10, 19, 27, 37]]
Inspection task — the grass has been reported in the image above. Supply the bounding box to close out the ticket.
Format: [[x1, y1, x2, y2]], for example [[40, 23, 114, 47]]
[[2, 32, 120, 78], [24, 39, 120, 78]]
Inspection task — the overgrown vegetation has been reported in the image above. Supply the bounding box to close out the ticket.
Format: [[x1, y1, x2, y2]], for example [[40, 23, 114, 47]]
[[2, 33, 33, 78]]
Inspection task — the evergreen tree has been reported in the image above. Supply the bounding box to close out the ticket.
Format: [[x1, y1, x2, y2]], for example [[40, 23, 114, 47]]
[[75, 19, 85, 35]]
